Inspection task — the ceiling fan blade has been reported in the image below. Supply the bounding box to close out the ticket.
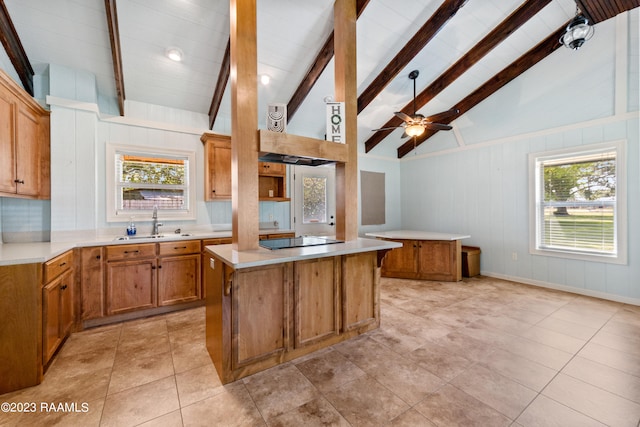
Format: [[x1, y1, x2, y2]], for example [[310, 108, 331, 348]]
[[372, 126, 402, 131], [425, 108, 459, 123], [394, 111, 412, 122], [424, 122, 453, 131]]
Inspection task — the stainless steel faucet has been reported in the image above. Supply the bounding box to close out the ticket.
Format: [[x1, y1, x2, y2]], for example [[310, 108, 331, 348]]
[[152, 206, 163, 235]]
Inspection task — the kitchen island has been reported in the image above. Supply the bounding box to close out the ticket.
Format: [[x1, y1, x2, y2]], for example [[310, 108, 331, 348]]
[[203, 238, 400, 384], [366, 231, 470, 282]]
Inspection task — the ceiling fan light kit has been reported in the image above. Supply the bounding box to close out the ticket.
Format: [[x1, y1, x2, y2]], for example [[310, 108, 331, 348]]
[[372, 69, 456, 140], [560, 6, 594, 50]]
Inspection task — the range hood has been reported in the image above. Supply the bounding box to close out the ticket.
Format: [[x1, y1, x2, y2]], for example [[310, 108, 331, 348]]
[[258, 152, 335, 167], [258, 130, 349, 167]]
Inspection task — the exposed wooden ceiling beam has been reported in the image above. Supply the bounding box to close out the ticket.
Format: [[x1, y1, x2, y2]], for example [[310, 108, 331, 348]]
[[357, 0, 468, 114], [577, 0, 639, 23], [397, 23, 567, 158], [208, 37, 230, 130], [285, 0, 370, 122], [0, 0, 34, 95], [365, 0, 552, 154], [104, 0, 125, 116]]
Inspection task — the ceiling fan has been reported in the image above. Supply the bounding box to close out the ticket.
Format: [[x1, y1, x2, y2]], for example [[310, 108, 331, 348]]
[[374, 69, 458, 139]]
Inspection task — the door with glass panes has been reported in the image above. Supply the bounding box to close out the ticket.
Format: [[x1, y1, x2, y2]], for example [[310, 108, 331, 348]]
[[293, 165, 335, 236]]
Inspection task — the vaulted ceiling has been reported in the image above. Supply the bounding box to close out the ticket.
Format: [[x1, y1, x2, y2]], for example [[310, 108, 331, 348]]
[[1, 0, 638, 157]]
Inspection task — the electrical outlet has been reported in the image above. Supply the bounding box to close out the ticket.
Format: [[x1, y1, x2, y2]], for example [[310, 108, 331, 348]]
[[511, 252, 518, 261]]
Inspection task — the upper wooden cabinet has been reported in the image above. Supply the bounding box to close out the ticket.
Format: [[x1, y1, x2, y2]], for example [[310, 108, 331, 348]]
[[0, 69, 50, 199], [201, 132, 289, 201], [201, 133, 232, 200]]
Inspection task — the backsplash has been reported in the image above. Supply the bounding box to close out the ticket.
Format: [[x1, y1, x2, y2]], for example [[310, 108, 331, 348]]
[[0, 198, 51, 243]]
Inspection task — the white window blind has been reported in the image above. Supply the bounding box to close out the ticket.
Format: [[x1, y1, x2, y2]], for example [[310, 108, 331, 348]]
[[529, 141, 627, 264]]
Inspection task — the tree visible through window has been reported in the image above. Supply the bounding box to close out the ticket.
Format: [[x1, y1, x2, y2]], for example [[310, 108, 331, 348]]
[[117, 154, 187, 210], [302, 175, 327, 224], [531, 142, 625, 262]]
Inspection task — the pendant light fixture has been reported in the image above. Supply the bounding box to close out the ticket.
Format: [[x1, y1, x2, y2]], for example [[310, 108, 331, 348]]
[[559, 4, 594, 50]]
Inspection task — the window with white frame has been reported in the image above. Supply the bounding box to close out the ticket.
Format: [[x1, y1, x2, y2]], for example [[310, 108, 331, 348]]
[[106, 144, 196, 222], [529, 141, 627, 264]]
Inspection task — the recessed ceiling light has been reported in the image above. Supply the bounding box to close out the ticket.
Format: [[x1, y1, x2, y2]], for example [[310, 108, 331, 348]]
[[165, 47, 183, 62], [260, 74, 271, 85]]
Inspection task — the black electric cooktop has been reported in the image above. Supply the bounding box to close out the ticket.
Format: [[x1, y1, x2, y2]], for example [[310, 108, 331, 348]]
[[259, 236, 344, 250]]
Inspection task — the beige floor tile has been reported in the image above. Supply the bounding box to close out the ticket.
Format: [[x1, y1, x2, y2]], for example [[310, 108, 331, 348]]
[[479, 347, 557, 391], [119, 317, 169, 343], [518, 325, 587, 354], [295, 349, 366, 393], [362, 354, 445, 405], [495, 335, 573, 370], [36, 366, 112, 403], [175, 363, 224, 407], [332, 335, 402, 371], [408, 340, 474, 381], [137, 409, 184, 427], [323, 375, 409, 426], [601, 318, 640, 340], [431, 330, 496, 362], [101, 376, 180, 427], [56, 323, 121, 358], [578, 342, 640, 377], [180, 382, 265, 427], [414, 384, 512, 426], [242, 363, 320, 420], [108, 350, 175, 394], [267, 396, 351, 427], [548, 306, 614, 330], [562, 356, 640, 404], [516, 395, 607, 427], [472, 313, 534, 335], [451, 365, 538, 419], [499, 306, 548, 325], [534, 316, 598, 340], [542, 373, 640, 426], [46, 345, 117, 379], [387, 408, 437, 426], [171, 341, 213, 374], [590, 328, 640, 357], [116, 332, 172, 359]]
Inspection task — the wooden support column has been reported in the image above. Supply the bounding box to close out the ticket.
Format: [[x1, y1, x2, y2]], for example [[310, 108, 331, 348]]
[[334, 0, 358, 241], [230, 0, 259, 250]]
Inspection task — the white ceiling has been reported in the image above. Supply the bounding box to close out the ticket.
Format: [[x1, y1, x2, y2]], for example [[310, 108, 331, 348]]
[[4, 0, 579, 152]]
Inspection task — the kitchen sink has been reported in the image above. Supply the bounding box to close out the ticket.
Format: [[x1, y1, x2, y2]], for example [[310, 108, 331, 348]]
[[113, 233, 193, 241]]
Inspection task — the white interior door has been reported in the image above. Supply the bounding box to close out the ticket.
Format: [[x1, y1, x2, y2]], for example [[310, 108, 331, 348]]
[[292, 165, 336, 236]]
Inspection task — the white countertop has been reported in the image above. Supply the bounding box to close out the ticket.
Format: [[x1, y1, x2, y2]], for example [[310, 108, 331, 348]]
[[365, 230, 471, 241], [205, 238, 402, 269], [0, 229, 295, 266]]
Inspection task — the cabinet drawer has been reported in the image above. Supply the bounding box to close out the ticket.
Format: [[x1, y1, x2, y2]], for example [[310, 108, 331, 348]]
[[43, 251, 73, 283], [202, 238, 232, 246], [158, 240, 201, 256], [106, 243, 156, 261], [81, 246, 103, 268]]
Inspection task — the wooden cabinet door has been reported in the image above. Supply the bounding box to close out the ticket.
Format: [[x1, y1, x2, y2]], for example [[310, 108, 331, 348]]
[[0, 89, 16, 194], [294, 258, 339, 347], [43, 261, 74, 365], [233, 264, 287, 368], [59, 269, 74, 338], [381, 239, 417, 276], [80, 246, 104, 320], [259, 162, 285, 176], [106, 259, 156, 315], [15, 105, 40, 196], [342, 252, 378, 331], [203, 136, 232, 200], [158, 254, 201, 306], [417, 240, 456, 280], [42, 277, 62, 364]]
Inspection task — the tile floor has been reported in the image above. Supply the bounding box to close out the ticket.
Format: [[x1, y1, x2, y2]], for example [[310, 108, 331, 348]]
[[1, 276, 639, 426]]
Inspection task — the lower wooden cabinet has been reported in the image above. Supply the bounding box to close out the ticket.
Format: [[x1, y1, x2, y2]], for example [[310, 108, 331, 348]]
[[206, 251, 381, 384], [42, 252, 74, 365], [381, 238, 462, 282], [158, 240, 201, 306], [106, 257, 157, 315], [80, 246, 104, 320], [233, 264, 287, 368]]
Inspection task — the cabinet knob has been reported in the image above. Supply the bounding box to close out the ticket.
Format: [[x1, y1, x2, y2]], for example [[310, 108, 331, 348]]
[[14, 179, 25, 184], [96, 255, 101, 260]]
